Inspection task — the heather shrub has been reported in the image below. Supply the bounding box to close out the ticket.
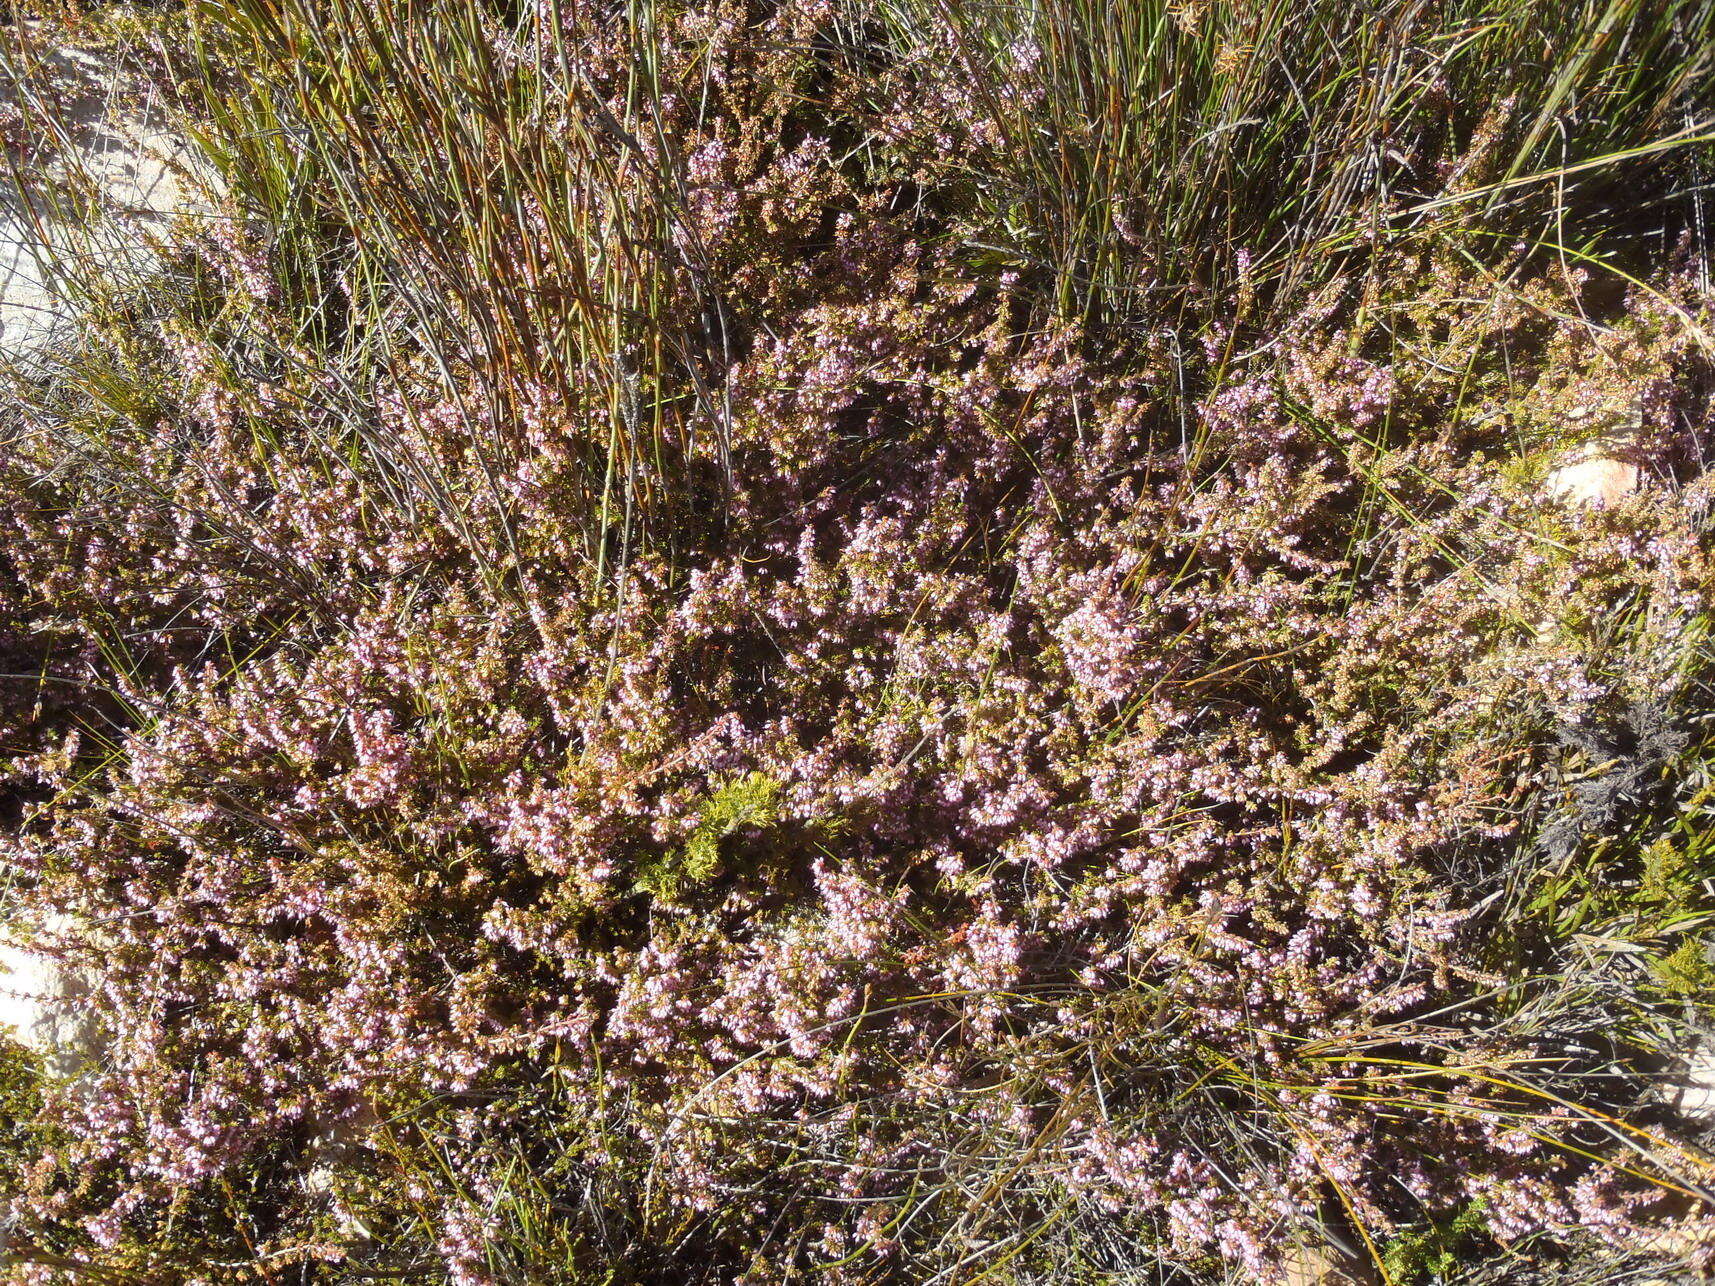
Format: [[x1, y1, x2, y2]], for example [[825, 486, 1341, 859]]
[[1, 1, 1714, 1282]]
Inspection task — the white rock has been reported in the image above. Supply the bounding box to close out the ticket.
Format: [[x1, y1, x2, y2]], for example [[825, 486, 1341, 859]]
[[0, 922, 97, 1076], [1544, 453, 1640, 507], [1664, 1040, 1715, 1123], [2, 46, 209, 363], [1280, 1242, 1374, 1285]]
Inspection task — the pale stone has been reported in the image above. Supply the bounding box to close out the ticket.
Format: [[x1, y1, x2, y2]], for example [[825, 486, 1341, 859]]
[[2, 43, 210, 363], [0, 922, 97, 1076], [1, 125, 202, 356], [1543, 454, 1640, 507], [0, 939, 54, 1044], [303, 1100, 382, 1239], [1627, 1218, 1715, 1274], [1665, 1042, 1715, 1123], [1281, 1243, 1374, 1285]]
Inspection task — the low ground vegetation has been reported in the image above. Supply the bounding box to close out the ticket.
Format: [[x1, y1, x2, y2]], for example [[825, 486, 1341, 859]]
[[2, 1, 1715, 1282]]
